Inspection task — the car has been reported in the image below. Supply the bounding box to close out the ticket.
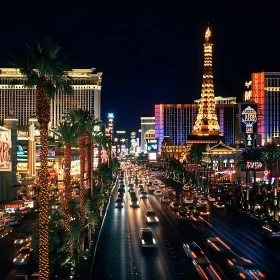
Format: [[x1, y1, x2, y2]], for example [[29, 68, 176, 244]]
[[161, 196, 171, 204], [185, 205, 195, 214], [159, 183, 165, 188], [13, 250, 32, 265], [149, 186, 156, 192], [140, 191, 149, 199], [172, 191, 181, 198], [51, 202, 61, 209], [194, 206, 209, 216], [170, 202, 181, 211], [226, 256, 266, 279], [213, 202, 225, 209], [207, 195, 216, 202], [139, 228, 156, 248], [183, 242, 206, 260], [130, 198, 139, 208], [129, 191, 136, 198], [154, 190, 162, 196], [145, 210, 159, 224], [177, 210, 192, 221], [192, 257, 222, 280], [117, 192, 124, 198], [182, 185, 190, 191], [207, 237, 231, 253], [118, 187, 125, 193], [167, 187, 174, 193], [183, 197, 193, 205], [14, 235, 32, 246], [197, 197, 208, 205], [115, 198, 124, 208], [195, 192, 202, 199], [262, 221, 280, 238], [119, 184, 125, 188]]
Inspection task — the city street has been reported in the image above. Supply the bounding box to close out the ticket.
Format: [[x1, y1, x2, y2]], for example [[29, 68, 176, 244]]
[[90, 170, 280, 279], [0, 212, 38, 280]]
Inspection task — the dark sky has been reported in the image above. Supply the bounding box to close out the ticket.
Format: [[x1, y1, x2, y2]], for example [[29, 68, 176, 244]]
[[1, 1, 280, 132]]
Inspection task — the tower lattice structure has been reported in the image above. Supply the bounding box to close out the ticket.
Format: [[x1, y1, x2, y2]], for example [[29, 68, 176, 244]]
[[192, 27, 220, 135]]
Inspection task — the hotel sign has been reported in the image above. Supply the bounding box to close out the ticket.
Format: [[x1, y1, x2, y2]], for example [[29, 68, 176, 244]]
[[239, 102, 258, 148], [240, 103, 258, 134]]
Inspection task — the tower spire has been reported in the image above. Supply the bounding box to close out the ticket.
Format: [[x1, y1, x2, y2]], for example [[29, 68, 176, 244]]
[[192, 26, 221, 135]]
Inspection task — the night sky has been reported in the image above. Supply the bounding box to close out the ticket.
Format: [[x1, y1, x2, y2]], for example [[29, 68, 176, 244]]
[[1, 1, 280, 132]]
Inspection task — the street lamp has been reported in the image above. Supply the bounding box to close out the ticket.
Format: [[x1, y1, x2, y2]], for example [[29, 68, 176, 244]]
[[201, 155, 211, 193]]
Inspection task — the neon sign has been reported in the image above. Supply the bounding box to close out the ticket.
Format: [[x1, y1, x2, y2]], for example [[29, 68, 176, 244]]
[[246, 161, 263, 170], [242, 106, 257, 132]]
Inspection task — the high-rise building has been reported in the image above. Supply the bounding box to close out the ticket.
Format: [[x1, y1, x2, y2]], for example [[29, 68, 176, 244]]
[[188, 27, 223, 144], [0, 68, 103, 128], [244, 72, 280, 145], [140, 117, 155, 152], [155, 97, 237, 152]]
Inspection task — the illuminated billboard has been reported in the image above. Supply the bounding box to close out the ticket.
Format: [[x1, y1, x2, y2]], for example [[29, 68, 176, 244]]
[[147, 139, 158, 152], [17, 139, 28, 172], [36, 145, 56, 167], [148, 152, 157, 161], [0, 127, 12, 171]]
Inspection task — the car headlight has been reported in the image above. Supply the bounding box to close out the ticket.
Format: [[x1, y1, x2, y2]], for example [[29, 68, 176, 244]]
[[142, 240, 145, 244], [136, 201, 139, 205], [13, 258, 17, 262], [153, 238, 156, 244], [155, 217, 159, 222], [147, 217, 151, 222]]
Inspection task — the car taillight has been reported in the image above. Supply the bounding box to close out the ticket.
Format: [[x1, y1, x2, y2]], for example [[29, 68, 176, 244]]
[[239, 272, 246, 279]]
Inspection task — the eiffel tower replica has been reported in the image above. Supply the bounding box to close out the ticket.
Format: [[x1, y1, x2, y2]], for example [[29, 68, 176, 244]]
[[187, 27, 224, 145]]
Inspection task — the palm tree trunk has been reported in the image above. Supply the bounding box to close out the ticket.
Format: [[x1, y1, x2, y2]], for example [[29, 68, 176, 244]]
[[98, 145, 102, 187], [90, 141, 94, 198], [64, 143, 71, 232], [38, 125, 49, 279], [37, 82, 50, 280], [86, 135, 92, 198], [79, 137, 85, 256]]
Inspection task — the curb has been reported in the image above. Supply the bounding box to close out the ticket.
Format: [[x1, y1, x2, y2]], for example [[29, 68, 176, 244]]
[[88, 178, 118, 279]]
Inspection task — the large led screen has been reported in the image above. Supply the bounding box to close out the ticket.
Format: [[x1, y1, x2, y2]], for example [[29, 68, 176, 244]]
[[17, 139, 28, 172]]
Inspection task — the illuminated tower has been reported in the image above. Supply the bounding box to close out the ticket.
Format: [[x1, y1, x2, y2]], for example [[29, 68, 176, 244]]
[[188, 27, 223, 144]]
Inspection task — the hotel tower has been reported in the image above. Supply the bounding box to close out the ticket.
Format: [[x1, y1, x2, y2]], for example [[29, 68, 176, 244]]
[[0, 68, 103, 128]]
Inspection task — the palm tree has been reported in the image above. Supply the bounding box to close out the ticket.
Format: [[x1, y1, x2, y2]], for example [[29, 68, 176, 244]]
[[189, 144, 203, 164], [12, 40, 72, 279], [92, 130, 106, 188], [69, 109, 91, 255], [53, 122, 78, 232], [88, 119, 103, 198], [261, 143, 280, 221]]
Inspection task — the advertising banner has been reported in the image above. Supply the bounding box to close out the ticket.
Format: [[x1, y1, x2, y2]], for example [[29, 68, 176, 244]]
[[0, 127, 12, 171]]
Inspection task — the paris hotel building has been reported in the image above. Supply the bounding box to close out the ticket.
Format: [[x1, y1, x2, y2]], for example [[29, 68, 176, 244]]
[[155, 96, 238, 151], [247, 72, 280, 146], [0, 68, 103, 128]]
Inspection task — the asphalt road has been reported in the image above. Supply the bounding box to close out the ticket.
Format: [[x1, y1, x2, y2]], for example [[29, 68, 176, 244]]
[[0, 212, 38, 280], [90, 170, 280, 280], [0, 196, 62, 280]]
